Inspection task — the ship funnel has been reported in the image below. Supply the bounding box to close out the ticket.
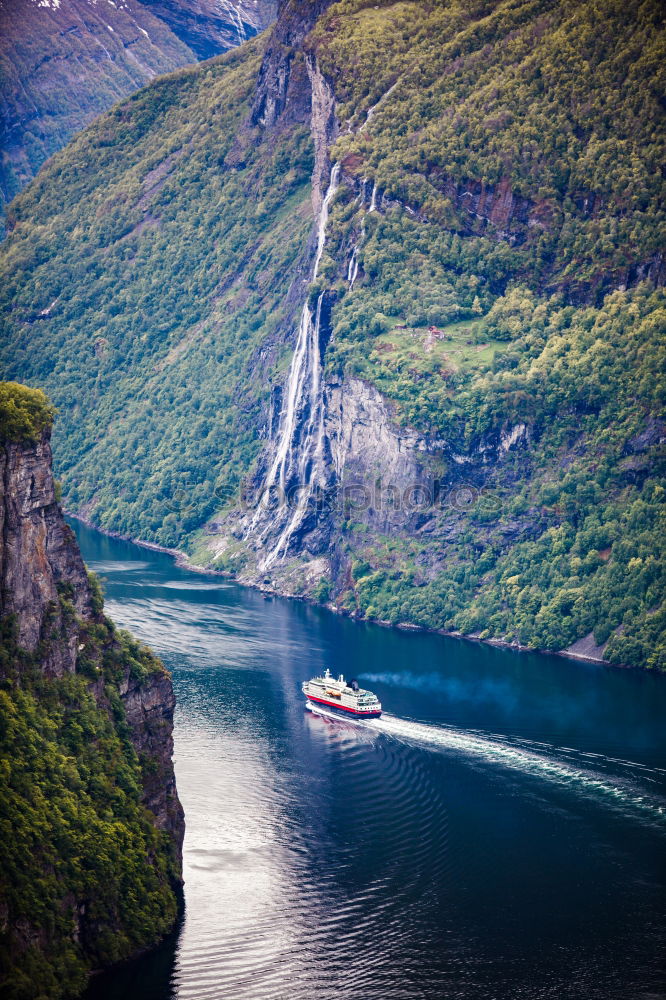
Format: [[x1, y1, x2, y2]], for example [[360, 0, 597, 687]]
[[350, 679, 360, 691]]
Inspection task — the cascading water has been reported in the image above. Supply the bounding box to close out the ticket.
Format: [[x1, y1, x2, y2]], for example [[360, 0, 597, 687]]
[[242, 73, 396, 573], [346, 176, 377, 290], [248, 163, 341, 569], [346, 246, 359, 289], [364, 80, 400, 125], [218, 0, 248, 43]]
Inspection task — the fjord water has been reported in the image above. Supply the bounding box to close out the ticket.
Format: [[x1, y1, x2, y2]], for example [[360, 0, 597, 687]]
[[74, 521, 666, 1000]]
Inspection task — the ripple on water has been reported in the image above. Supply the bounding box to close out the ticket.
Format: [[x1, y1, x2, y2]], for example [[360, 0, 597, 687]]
[[171, 703, 461, 1000], [104, 597, 309, 669], [73, 520, 666, 1000], [87, 560, 150, 573]]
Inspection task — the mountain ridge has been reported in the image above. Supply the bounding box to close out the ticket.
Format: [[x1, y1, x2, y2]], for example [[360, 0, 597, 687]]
[[1, 0, 665, 669], [0, 0, 276, 216]]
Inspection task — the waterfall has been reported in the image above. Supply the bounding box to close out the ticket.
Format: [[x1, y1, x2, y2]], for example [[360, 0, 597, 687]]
[[347, 246, 359, 289], [364, 80, 399, 125], [249, 163, 341, 567], [240, 69, 398, 573], [218, 0, 247, 43]]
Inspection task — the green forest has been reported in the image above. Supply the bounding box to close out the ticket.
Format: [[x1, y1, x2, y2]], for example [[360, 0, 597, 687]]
[[0, 381, 54, 441], [327, 285, 666, 670], [1, 0, 664, 669], [0, 628, 179, 999], [1, 37, 314, 544]]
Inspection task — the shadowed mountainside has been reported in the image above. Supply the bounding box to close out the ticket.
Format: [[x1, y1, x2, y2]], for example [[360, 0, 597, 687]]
[[0, 0, 276, 215]]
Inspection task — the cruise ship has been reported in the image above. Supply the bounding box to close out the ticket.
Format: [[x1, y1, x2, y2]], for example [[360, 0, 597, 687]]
[[302, 668, 382, 718]]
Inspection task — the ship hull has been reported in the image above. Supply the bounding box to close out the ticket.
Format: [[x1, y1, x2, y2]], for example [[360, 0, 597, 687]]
[[305, 694, 382, 719]]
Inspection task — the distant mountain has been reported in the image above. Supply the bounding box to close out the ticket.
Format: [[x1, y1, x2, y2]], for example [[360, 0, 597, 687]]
[[0, 0, 276, 212], [143, 0, 275, 59], [1, 0, 665, 670]]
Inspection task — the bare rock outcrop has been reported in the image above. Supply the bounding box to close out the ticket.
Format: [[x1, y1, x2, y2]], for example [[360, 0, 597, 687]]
[[120, 668, 185, 843], [325, 376, 438, 532], [250, 0, 334, 129], [0, 430, 93, 675]]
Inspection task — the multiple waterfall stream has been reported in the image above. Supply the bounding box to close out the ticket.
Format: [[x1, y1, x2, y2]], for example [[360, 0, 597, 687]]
[[241, 68, 397, 573], [248, 162, 340, 569]]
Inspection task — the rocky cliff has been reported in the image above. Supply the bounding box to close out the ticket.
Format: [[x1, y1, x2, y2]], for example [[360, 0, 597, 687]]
[[0, 428, 93, 675], [250, 0, 332, 130], [0, 382, 184, 1000]]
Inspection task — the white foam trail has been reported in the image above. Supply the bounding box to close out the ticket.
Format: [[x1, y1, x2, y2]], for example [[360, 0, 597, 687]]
[[307, 705, 666, 827]]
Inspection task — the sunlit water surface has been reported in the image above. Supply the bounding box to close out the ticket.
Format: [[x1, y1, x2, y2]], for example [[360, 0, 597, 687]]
[[75, 522, 666, 1000]]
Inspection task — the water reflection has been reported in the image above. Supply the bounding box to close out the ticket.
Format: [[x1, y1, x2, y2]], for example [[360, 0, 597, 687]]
[[76, 521, 666, 1000], [172, 726, 313, 999]]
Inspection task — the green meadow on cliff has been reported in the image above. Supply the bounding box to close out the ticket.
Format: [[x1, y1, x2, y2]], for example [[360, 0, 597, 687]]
[[1, 0, 665, 668]]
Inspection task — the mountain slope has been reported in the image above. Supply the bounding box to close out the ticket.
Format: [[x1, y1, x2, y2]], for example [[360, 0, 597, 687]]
[[0, 382, 184, 1000], [1, 0, 665, 670], [0, 0, 276, 213]]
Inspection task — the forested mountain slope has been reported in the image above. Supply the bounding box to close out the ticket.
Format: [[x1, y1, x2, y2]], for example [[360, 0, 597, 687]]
[[0, 0, 276, 214], [1, 0, 665, 669], [0, 382, 184, 1000]]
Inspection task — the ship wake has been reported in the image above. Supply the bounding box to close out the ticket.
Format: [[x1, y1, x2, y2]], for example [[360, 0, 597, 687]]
[[307, 703, 666, 828]]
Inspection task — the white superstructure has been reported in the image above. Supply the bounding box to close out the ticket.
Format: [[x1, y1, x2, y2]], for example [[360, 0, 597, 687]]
[[302, 669, 382, 718]]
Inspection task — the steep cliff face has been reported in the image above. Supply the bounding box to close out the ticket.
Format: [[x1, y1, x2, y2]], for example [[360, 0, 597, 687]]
[[0, 431, 93, 675], [0, 420, 184, 850], [0, 0, 275, 217], [325, 376, 441, 533], [250, 0, 333, 129], [120, 667, 184, 841], [0, 383, 184, 1000]]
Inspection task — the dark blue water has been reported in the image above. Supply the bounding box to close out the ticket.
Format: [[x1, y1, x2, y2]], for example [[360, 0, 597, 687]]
[[74, 520, 666, 1000]]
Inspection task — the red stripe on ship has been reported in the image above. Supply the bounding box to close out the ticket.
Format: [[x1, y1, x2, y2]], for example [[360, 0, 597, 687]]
[[306, 693, 381, 715]]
